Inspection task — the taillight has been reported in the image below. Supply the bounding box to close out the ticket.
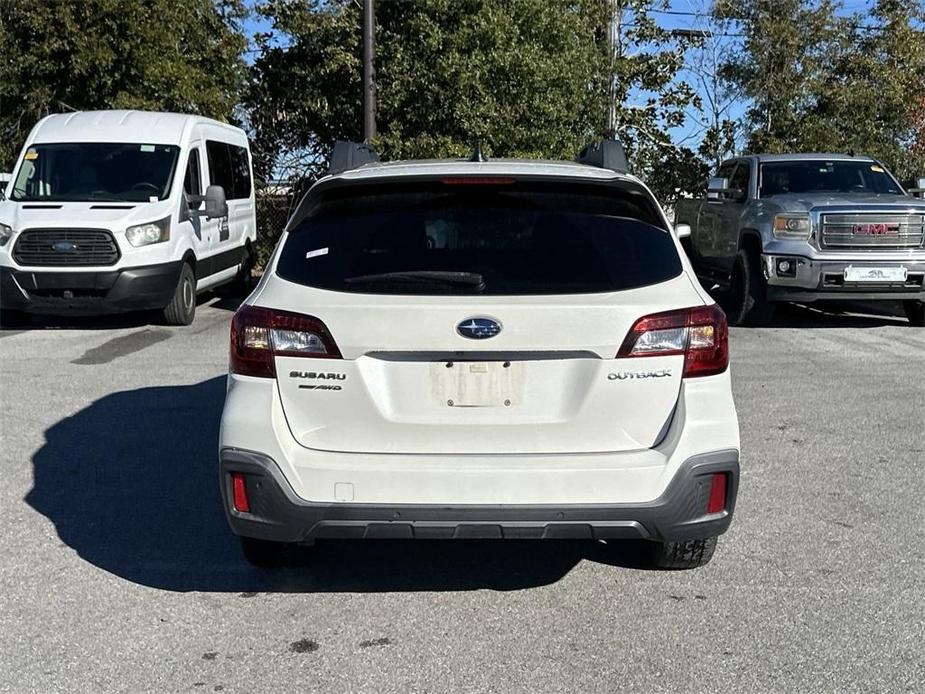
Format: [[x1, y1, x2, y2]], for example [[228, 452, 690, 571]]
[[617, 304, 728, 378], [230, 305, 341, 378]]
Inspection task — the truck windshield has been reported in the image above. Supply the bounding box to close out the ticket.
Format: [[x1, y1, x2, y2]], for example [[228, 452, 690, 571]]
[[10, 143, 180, 202], [277, 180, 681, 296], [759, 161, 904, 197]]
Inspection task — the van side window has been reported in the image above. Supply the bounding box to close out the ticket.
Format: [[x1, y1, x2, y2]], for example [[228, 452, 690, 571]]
[[206, 140, 252, 200], [184, 149, 201, 200]]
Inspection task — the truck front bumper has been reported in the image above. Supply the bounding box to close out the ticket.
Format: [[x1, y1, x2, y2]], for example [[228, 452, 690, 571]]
[[762, 253, 925, 301], [220, 448, 740, 545], [0, 262, 182, 315]]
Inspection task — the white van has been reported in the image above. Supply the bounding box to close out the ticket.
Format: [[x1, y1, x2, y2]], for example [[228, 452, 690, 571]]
[[0, 110, 257, 325]]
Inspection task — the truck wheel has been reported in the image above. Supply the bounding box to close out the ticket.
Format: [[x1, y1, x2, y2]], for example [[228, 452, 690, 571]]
[[650, 536, 717, 570], [903, 300, 925, 327], [729, 248, 775, 326], [239, 536, 291, 568], [162, 262, 196, 326]]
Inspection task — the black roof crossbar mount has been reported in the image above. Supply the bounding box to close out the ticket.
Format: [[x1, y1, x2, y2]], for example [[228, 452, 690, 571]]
[[576, 139, 629, 174], [328, 140, 381, 175]]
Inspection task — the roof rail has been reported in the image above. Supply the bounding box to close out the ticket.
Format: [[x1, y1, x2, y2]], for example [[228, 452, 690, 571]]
[[328, 140, 380, 175], [576, 139, 629, 174]]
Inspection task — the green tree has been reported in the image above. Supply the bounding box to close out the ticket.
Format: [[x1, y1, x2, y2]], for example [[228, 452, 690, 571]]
[[0, 0, 248, 170], [247, 0, 702, 203]]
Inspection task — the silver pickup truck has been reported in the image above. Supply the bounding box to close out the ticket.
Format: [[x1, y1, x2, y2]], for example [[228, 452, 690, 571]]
[[675, 153, 925, 326]]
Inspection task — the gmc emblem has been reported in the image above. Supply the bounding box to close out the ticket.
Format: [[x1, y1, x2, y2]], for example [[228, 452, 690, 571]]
[[852, 223, 899, 236]]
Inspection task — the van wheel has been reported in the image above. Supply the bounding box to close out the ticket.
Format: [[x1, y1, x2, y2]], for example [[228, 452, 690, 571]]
[[903, 300, 925, 327], [650, 536, 717, 570], [239, 536, 291, 568], [162, 262, 196, 326], [729, 248, 775, 326]]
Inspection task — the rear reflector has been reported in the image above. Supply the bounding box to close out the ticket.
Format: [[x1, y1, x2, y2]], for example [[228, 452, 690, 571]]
[[230, 305, 341, 378], [231, 473, 250, 513], [707, 473, 727, 514], [617, 304, 729, 378]]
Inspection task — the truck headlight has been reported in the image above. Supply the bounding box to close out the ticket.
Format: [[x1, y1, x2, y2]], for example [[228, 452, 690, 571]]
[[125, 217, 170, 247], [773, 214, 810, 239], [0, 223, 11, 247]]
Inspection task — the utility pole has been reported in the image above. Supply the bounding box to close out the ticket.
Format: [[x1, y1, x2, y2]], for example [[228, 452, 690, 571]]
[[362, 0, 376, 142], [607, 0, 619, 137]]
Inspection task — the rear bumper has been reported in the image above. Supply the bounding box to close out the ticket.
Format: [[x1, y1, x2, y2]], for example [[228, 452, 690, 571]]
[[763, 254, 925, 301], [0, 262, 181, 314], [220, 448, 739, 544]]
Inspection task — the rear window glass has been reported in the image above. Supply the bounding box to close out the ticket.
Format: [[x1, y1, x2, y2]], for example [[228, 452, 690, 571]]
[[276, 181, 680, 295]]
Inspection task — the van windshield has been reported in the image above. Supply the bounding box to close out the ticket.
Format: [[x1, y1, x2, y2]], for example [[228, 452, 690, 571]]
[[10, 143, 180, 202], [277, 180, 681, 296]]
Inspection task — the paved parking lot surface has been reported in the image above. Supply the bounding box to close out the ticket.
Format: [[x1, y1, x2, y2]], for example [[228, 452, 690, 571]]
[[1, 298, 923, 693]]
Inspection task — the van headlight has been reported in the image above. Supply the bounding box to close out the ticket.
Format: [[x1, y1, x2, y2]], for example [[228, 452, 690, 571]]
[[0, 223, 11, 246], [772, 214, 811, 239], [126, 217, 170, 247]]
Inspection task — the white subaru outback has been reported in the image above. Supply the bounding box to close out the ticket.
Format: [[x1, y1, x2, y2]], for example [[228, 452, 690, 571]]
[[219, 141, 740, 570]]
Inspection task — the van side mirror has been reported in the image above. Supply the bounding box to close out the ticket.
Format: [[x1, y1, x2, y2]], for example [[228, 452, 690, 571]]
[[204, 185, 228, 220], [188, 185, 229, 220], [675, 223, 691, 239]]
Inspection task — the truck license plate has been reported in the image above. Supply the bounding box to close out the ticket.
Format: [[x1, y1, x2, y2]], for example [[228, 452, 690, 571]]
[[843, 266, 907, 283]]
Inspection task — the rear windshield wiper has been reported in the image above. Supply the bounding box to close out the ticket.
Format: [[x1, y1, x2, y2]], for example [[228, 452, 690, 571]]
[[344, 271, 485, 291]]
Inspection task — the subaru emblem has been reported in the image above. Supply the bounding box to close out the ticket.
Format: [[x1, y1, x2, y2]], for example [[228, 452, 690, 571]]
[[457, 317, 502, 340], [52, 240, 78, 253]]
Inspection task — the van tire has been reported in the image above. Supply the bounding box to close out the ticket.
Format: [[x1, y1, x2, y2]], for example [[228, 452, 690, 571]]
[[651, 536, 718, 570], [239, 536, 290, 568], [729, 248, 774, 326], [903, 300, 925, 327], [163, 262, 196, 326]]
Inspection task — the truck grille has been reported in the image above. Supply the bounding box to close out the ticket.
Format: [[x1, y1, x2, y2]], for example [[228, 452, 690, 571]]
[[820, 213, 925, 250], [12, 229, 120, 267]]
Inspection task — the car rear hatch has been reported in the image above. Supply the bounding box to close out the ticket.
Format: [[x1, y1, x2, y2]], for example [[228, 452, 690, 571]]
[[239, 176, 715, 455]]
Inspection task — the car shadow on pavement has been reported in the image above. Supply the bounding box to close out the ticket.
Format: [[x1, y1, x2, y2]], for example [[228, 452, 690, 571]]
[[3, 292, 241, 331], [707, 287, 910, 328], [26, 376, 646, 593]]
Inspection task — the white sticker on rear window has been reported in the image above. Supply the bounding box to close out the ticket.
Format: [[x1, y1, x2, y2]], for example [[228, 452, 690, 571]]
[[140, 145, 156, 152], [305, 247, 329, 260]]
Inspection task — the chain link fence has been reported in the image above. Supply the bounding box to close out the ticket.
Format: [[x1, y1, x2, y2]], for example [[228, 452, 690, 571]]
[[255, 192, 296, 268]]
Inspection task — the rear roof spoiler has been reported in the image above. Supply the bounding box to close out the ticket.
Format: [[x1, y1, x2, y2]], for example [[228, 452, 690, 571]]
[[327, 141, 380, 175], [575, 139, 629, 174]]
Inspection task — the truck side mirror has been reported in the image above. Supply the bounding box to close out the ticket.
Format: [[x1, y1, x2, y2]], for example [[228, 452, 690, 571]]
[[912, 177, 925, 198], [707, 177, 729, 200], [204, 185, 228, 220], [675, 223, 691, 239]]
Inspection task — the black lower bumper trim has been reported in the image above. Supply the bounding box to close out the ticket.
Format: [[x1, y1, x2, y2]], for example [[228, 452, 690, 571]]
[[768, 286, 925, 302], [219, 449, 740, 544], [0, 262, 182, 314]]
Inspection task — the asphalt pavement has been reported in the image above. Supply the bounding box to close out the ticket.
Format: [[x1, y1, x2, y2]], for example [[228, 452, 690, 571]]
[[1, 297, 923, 693]]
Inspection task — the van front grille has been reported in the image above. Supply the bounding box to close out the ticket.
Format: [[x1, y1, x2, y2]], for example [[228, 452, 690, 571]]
[[12, 228, 120, 267]]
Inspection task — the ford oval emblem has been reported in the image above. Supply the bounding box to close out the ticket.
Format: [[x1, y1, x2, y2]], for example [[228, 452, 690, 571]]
[[457, 317, 502, 340], [52, 240, 78, 253]]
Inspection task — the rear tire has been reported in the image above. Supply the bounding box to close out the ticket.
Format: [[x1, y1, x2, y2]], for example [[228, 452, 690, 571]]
[[227, 243, 256, 297], [651, 536, 718, 570], [0, 309, 30, 329], [729, 248, 775, 326], [162, 262, 196, 326], [239, 536, 291, 568], [903, 300, 925, 327]]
